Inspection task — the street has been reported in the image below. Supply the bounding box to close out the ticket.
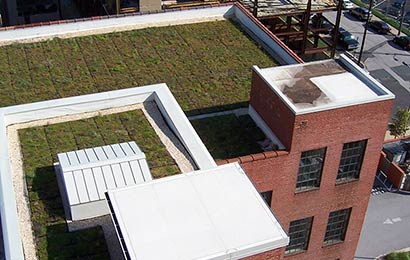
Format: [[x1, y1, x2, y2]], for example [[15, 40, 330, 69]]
[[325, 10, 410, 118], [355, 191, 410, 259]]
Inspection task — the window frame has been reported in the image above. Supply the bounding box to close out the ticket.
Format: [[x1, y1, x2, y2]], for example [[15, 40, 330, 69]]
[[296, 147, 327, 191], [336, 140, 367, 183], [285, 216, 313, 255], [323, 208, 352, 246]]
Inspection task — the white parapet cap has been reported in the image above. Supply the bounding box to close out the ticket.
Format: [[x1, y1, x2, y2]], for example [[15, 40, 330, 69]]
[[253, 55, 395, 115], [106, 163, 289, 260]]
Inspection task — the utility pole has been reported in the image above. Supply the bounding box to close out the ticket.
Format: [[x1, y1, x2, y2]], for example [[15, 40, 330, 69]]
[[398, 0, 407, 36], [358, 0, 374, 65], [331, 0, 343, 58], [116, 0, 120, 15], [253, 0, 258, 18], [301, 0, 312, 54]]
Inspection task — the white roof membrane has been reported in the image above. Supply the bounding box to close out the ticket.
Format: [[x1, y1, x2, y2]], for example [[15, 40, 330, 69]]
[[107, 163, 288, 260], [255, 59, 395, 114]]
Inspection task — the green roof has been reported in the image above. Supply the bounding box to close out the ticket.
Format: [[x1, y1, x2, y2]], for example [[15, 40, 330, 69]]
[[191, 114, 266, 160], [0, 20, 276, 115]]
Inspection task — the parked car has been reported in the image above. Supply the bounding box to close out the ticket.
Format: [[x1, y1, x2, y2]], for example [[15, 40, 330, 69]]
[[342, 0, 354, 9], [311, 14, 334, 34], [393, 35, 410, 50], [335, 0, 354, 9], [368, 20, 391, 34], [336, 28, 359, 50], [349, 7, 372, 21]]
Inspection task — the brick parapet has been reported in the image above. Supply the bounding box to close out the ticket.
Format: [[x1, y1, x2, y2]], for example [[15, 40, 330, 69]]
[[216, 150, 289, 165]]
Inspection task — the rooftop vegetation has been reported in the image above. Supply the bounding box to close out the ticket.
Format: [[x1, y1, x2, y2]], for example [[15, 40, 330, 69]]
[[0, 20, 276, 115], [191, 114, 266, 160], [19, 109, 178, 259], [386, 251, 410, 260]]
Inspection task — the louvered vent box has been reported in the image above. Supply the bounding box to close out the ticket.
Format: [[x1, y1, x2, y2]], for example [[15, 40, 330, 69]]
[[55, 141, 152, 221]]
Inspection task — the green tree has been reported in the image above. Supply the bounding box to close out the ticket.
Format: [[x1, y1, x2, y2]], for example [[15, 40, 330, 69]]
[[389, 107, 410, 138]]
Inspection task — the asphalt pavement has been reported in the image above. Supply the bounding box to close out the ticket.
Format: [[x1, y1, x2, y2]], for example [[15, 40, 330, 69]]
[[355, 191, 410, 259], [325, 10, 410, 119]]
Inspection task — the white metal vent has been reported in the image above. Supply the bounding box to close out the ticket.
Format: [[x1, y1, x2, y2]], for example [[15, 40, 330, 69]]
[[55, 141, 152, 221]]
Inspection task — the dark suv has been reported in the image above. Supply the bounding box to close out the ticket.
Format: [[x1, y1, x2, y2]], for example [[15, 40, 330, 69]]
[[336, 28, 359, 50], [368, 20, 390, 34], [349, 7, 372, 21]]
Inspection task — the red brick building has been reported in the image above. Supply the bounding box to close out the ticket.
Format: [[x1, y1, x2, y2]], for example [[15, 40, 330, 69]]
[[219, 58, 394, 260]]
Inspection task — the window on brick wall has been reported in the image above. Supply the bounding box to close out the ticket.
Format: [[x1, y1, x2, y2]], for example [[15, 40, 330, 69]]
[[260, 190, 272, 206], [324, 208, 351, 245], [337, 140, 367, 182], [296, 148, 326, 191], [285, 217, 313, 255]]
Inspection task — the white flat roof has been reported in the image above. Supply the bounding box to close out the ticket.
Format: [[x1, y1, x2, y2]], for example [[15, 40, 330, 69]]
[[255, 59, 395, 114], [107, 163, 288, 260]]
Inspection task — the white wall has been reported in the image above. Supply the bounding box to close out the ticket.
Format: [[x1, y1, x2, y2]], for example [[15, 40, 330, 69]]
[[233, 7, 300, 65], [0, 5, 233, 45]]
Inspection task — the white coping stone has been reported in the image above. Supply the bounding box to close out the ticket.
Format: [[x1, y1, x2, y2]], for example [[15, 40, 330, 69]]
[[0, 6, 233, 45], [0, 83, 216, 260], [107, 163, 289, 260]]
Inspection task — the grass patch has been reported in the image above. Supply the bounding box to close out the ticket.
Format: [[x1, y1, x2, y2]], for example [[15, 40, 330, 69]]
[[351, 0, 410, 35], [191, 114, 266, 160], [19, 109, 178, 259], [386, 251, 410, 260], [0, 20, 277, 115]]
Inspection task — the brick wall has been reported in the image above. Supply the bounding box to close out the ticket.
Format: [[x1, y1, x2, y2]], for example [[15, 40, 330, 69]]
[[241, 72, 394, 260], [250, 69, 296, 150]]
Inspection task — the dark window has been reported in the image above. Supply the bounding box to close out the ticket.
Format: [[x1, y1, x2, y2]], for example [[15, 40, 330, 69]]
[[324, 208, 351, 245], [337, 140, 367, 182], [285, 217, 313, 255], [260, 190, 272, 206], [296, 148, 326, 191]]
